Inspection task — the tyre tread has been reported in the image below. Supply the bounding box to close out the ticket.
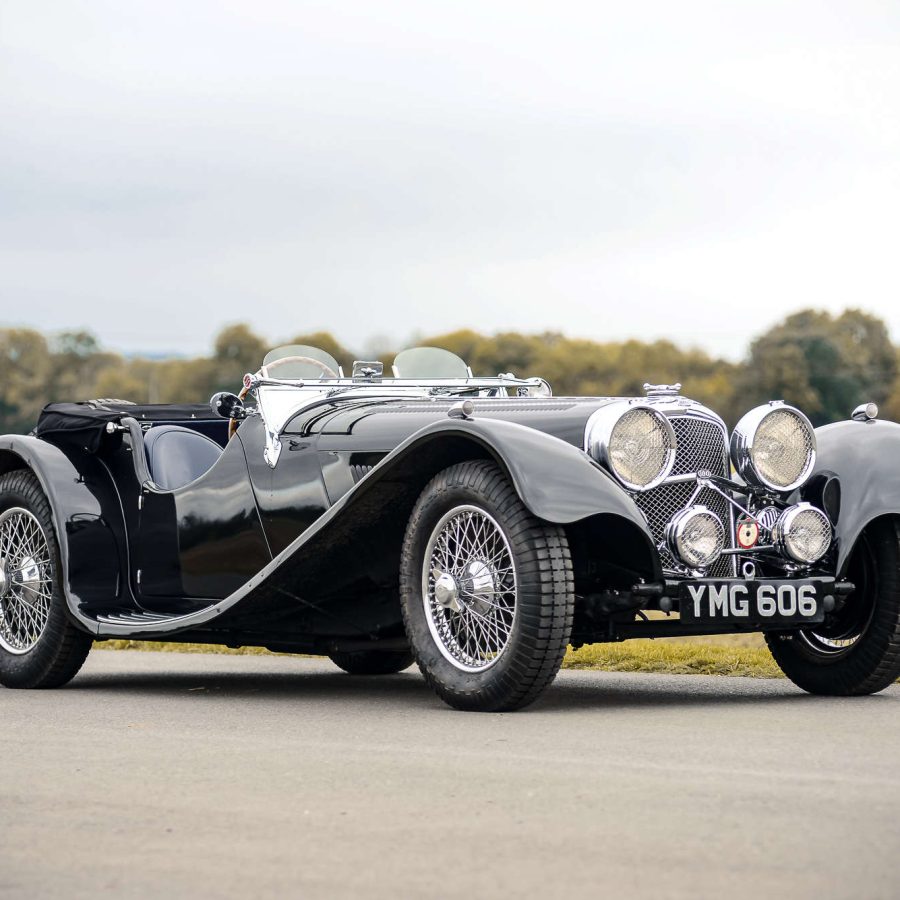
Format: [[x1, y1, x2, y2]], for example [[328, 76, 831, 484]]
[[0, 470, 92, 689]]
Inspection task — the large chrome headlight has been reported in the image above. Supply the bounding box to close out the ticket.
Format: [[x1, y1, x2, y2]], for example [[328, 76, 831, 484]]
[[772, 503, 832, 564], [585, 405, 676, 491], [730, 403, 816, 492]]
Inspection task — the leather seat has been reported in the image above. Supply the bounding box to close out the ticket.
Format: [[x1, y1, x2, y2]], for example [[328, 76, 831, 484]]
[[143, 425, 223, 491]]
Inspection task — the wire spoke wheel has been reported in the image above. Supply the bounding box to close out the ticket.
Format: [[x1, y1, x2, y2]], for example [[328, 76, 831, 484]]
[[422, 505, 517, 672], [798, 530, 876, 658], [766, 519, 900, 696], [401, 460, 574, 711], [0, 507, 53, 655]]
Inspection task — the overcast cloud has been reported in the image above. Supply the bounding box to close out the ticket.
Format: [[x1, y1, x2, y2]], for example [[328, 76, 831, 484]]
[[1, 1, 898, 359]]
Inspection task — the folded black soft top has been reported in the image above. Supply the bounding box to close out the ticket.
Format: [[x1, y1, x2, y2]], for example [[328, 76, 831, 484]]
[[36, 401, 219, 452]]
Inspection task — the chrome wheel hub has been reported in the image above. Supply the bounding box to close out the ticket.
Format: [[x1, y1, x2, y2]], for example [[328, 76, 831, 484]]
[[0, 508, 53, 655], [422, 505, 517, 672], [433, 571, 461, 612]]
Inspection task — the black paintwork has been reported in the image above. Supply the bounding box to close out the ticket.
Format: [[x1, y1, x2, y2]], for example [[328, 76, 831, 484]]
[[804, 418, 900, 574], [3, 392, 899, 650]]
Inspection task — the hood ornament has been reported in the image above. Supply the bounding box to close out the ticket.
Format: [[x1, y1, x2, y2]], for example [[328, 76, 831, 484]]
[[643, 383, 682, 399]]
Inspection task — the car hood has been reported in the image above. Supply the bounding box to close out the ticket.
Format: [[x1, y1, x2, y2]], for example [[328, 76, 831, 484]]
[[294, 396, 624, 450]]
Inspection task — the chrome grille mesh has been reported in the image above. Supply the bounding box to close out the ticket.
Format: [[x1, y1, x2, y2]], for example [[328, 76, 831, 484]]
[[670, 417, 730, 476], [632, 415, 734, 577]]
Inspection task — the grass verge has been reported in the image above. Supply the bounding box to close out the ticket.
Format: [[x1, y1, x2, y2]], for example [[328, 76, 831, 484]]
[[563, 640, 782, 678], [97, 638, 784, 678]]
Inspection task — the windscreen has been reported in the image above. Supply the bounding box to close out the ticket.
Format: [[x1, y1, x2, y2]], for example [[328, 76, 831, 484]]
[[393, 347, 470, 378], [262, 345, 342, 380]]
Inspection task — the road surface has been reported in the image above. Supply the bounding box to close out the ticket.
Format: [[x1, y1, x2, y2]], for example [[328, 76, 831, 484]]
[[2, 650, 899, 899]]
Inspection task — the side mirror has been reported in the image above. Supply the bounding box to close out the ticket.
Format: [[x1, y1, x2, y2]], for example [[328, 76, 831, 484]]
[[210, 392, 246, 420]]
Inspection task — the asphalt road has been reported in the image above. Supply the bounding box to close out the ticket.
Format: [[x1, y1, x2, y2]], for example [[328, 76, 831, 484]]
[[2, 650, 899, 900]]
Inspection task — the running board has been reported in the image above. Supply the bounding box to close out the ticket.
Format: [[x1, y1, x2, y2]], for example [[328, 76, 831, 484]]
[[94, 604, 224, 637]]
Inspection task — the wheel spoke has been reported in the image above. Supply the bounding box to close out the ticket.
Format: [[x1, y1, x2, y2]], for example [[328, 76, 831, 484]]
[[0, 508, 53, 653], [422, 505, 517, 671]]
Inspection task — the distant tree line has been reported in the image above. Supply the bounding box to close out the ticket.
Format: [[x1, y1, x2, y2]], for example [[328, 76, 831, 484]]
[[1, 308, 897, 434]]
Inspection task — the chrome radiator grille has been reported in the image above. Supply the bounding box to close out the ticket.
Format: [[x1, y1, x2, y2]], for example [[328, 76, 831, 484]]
[[632, 415, 735, 577]]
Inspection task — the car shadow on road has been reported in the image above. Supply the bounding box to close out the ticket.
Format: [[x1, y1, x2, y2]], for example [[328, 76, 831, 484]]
[[67, 660, 896, 712]]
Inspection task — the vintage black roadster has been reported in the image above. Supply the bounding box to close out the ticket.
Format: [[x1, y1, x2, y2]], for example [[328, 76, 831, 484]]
[[1, 344, 899, 710]]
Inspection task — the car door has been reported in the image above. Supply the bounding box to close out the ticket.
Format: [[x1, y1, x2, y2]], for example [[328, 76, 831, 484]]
[[133, 421, 272, 611]]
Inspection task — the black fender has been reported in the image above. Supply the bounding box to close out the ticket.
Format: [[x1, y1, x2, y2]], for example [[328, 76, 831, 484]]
[[96, 415, 659, 638], [0, 435, 122, 630], [807, 419, 900, 574]]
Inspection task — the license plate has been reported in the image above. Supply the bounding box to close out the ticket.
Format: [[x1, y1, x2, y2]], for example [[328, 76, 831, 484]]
[[678, 579, 830, 626]]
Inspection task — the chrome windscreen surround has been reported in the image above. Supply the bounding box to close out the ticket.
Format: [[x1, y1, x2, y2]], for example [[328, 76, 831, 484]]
[[584, 402, 677, 492], [730, 402, 817, 493]]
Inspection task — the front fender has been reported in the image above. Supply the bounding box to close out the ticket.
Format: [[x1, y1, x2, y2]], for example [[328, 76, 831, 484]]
[[386, 416, 654, 528], [0, 435, 122, 628], [808, 419, 900, 574]]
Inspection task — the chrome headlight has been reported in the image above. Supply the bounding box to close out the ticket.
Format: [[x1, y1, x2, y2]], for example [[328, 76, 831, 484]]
[[585, 405, 676, 491], [666, 505, 726, 569], [730, 403, 816, 492], [772, 503, 832, 564]]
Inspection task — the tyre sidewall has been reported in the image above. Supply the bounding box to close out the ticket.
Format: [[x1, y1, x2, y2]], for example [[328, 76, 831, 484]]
[[768, 519, 900, 694], [400, 469, 557, 709], [0, 472, 86, 688]]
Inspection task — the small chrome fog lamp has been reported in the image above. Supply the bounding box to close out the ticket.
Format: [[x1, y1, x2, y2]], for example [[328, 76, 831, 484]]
[[730, 403, 816, 492], [666, 505, 726, 570], [771, 503, 832, 564]]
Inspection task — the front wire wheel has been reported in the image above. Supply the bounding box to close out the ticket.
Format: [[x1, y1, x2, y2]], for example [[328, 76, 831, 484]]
[[423, 505, 518, 672], [0, 471, 92, 689], [766, 517, 900, 695], [400, 460, 574, 712]]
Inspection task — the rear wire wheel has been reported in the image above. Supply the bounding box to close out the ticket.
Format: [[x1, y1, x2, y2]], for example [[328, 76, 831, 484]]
[[328, 649, 414, 675], [400, 460, 574, 712], [0, 471, 92, 689], [766, 517, 900, 695]]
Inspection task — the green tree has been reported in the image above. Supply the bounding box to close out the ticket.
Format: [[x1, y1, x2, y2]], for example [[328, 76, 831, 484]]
[[0, 329, 52, 432], [741, 309, 897, 425]]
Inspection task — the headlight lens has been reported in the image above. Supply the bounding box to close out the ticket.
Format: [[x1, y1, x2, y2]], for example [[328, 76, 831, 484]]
[[587, 405, 677, 491], [731, 404, 816, 492], [666, 505, 726, 569], [772, 503, 832, 563]]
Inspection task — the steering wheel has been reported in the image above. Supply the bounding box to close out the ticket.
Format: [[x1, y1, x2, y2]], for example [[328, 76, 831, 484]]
[[261, 355, 339, 380], [229, 355, 340, 441]]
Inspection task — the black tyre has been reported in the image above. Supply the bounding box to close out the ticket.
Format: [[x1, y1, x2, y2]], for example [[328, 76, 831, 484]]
[[399, 460, 574, 712], [0, 470, 92, 689], [767, 517, 900, 695], [328, 649, 414, 675]]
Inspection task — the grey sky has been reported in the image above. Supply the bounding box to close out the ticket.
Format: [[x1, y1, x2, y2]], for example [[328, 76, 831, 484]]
[[2, 1, 898, 359]]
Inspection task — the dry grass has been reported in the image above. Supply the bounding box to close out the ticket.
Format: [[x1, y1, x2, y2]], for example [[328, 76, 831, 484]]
[[98, 635, 784, 678], [562, 640, 782, 678]]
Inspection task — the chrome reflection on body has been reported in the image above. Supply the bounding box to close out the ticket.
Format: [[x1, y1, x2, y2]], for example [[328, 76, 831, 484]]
[[422, 505, 517, 672], [584, 403, 677, 491], [665, 505, 726, 569], [0, 508, 53, 655], [772, 503, 832, 564], [731, 403, 816, 493], [249, 371, 554, 468]]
